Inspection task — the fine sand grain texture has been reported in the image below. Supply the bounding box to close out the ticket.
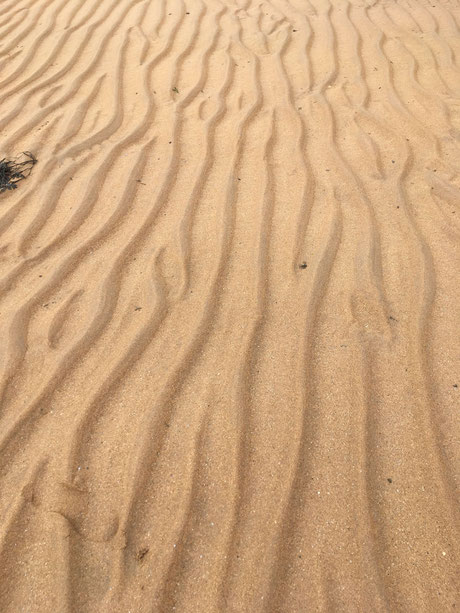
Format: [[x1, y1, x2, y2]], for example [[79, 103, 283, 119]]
[[0, 0, 459, 611]]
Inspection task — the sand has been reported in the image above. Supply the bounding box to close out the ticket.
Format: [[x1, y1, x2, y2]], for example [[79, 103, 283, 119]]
[[0, 0, 459, 611]]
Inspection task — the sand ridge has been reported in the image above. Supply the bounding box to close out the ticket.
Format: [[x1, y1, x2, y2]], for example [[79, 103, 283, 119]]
[[0, 0, 459, 611]]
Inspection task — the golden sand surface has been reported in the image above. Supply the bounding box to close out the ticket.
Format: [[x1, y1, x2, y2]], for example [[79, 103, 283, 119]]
[[0, 0, 459, 611]]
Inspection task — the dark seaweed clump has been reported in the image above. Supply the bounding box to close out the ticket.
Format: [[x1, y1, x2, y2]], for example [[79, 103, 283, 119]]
[[0, 151, 37, 193]]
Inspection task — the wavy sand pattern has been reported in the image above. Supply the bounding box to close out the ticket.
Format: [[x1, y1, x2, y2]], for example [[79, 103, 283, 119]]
[[0, 0, 459, 611]]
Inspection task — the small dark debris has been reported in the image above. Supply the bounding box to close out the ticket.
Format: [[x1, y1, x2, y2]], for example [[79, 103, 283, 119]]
[[136, 179, 146, 185], [387, 478, 392, 483], [453, 384, 458, 388], [391, 160, 395, 164], [299, 262, 307, 269], [293, 29, 298, 32], [172, 87, 179, 94], [0, 151, 37, 194], [388, 315, 398, 322], [136, 547, 149, 562], [134, 306, 142, 311]]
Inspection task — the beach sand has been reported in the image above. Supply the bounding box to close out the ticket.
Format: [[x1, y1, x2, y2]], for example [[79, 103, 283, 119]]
[[0, 0, 459, 611]]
